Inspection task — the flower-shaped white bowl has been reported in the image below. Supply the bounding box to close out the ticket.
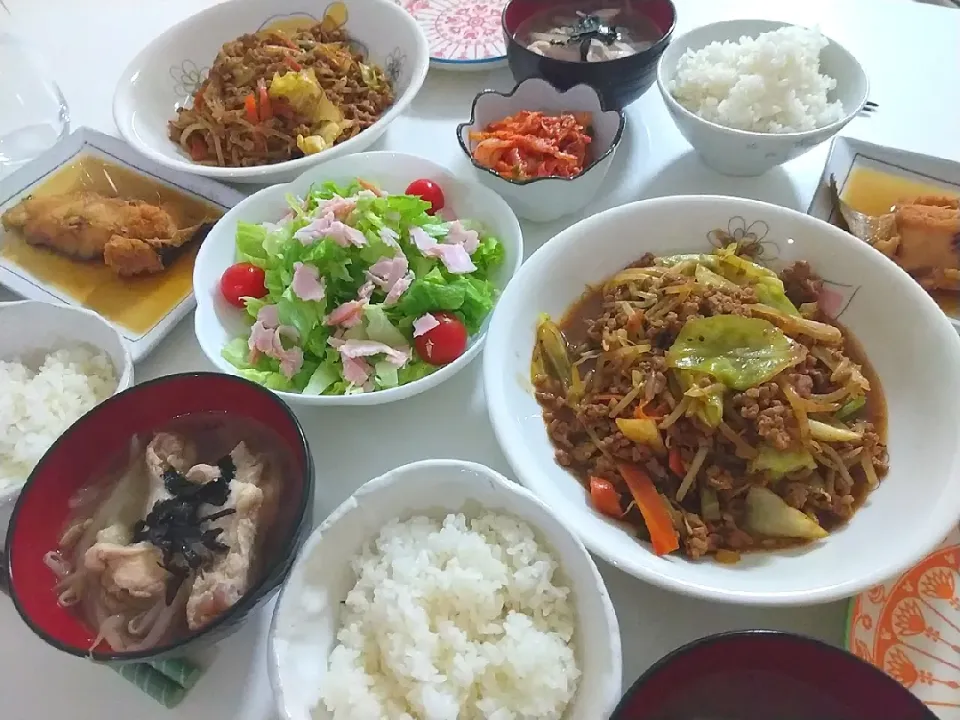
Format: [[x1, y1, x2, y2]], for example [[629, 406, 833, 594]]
[[656, 19, 869, 177], [457, 78, 625, 223], [112, 0, 429, 185], [268, 459, 622, 720], [193, 151, 523, 406], [0, 300, 133, 507], [483, 195, 960, 606]]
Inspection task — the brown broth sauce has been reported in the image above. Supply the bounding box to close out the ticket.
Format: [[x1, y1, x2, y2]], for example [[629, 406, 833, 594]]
[[0, 155, 221, 335], [537, 276, 887, 551]]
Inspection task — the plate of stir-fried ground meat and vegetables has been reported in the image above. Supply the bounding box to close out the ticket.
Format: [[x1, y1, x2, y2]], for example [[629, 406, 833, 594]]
[[113, 0, 429, 183], [483, 196, 960, 605], [531, 247, 889, 563]]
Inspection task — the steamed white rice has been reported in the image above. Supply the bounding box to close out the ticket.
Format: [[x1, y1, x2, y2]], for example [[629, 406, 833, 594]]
[[320, 512, 581, 719], [668, 26, 844, 133], [0, 346, 117, 491]]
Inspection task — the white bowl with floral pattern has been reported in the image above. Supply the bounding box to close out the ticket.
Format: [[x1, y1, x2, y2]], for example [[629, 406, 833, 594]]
[[113, 0, 429, 184], [484, 194, 960, 606]]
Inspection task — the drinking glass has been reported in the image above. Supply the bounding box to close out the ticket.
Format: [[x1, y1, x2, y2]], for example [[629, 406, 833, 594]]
[[0, 32, 70, 177]]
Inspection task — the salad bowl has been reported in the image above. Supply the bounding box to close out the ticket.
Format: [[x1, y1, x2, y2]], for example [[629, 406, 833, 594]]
[[193, 151, 523, 406]]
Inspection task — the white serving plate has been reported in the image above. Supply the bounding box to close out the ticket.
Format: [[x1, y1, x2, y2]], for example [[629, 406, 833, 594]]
[[0, 128, 245, 362], [808, 135, 960, 331], [113, 0, 429, 185]]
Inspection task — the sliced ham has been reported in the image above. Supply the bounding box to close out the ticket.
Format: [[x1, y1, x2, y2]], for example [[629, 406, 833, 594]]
[[409, 226, 477, 274], [328, 337, 410, 368], [379, 226, 400, 248], [291, 262, 326, 302], [413, 313, 440, 338], [247, 322, 304, 379], [384, 272, 413, 306], [317, 195, 357, 221], [325, 300, 365, 328], [294, 212, 367, 248], [367, 255, 413, 304], [257, 304, 280, 328], [341, 355, 372, 385], [444, 220, 480, 254]]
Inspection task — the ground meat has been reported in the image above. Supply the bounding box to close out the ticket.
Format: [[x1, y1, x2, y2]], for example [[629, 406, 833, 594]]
[[533, 253, 887, 562], [681, 510, 710, 559], [732, 383, 797, 449], [780, 260, 824, 306]]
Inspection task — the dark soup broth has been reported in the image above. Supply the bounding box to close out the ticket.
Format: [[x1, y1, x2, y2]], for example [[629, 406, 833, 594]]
[[514, 0, 664, 62], [44, 413, 294, 652]]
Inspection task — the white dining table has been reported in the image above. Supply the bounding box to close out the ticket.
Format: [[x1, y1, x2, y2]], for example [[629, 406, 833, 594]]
[[1, 0, 958, 717]]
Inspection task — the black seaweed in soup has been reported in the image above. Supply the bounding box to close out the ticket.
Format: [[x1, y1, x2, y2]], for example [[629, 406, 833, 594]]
[[514, 0, 663, 62]]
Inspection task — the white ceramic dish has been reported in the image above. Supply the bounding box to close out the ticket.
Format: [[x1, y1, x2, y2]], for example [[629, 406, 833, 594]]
[[0, 300, 134, 508], [808, 135, 960, 332], [113, 0, 429, 185], [193, 151, 523, 406], [456, 78, 624, 223], [0, 128, 244, 362], [268, 459, 622, 720], [656, 19, 869, 177], [483, 194, 960, 606], [394, 0, 508, 71]]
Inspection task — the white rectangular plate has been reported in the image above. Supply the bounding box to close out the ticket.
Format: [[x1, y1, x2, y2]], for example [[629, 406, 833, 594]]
[[808, 136, 960, 330], [0, 128, 246, 361]]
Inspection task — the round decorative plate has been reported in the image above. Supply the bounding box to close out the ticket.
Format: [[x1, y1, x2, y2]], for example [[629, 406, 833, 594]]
[[847, 524, 960, 719], [396, 0, 507, 70]]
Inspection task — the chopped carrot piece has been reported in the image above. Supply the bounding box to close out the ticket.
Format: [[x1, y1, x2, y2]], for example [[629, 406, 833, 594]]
[[668, 446, 685, 477], [618, 464, 680, 555], [589, 477, 623, 519]]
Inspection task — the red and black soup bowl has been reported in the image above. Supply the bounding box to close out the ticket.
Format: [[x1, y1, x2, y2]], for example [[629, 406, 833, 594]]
[[612, 630, 935, 720], [0, 372, 314, 663], [502, 0, 676, 110]]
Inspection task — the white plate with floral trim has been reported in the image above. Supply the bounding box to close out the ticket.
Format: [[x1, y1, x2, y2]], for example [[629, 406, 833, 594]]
[[847, 524, 960, 719], [396, 0, 507, 70]]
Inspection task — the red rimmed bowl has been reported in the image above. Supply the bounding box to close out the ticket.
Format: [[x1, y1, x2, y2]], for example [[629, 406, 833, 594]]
[[0, 372, 314, 663], [502, 0, 676, 110], [612, 630, 936, 720]]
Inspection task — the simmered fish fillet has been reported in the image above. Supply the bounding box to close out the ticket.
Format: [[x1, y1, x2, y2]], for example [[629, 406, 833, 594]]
[[1, 190, 209, 276]]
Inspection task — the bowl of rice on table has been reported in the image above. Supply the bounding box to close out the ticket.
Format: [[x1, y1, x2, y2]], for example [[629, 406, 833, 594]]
[[0, 301, 133, 510], [268, 459, 622, 720], [655, 20, 868, 177]]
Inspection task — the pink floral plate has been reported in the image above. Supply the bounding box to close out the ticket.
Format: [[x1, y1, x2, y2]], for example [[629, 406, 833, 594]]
[[847, 524, 960, 719], [396, 0, 507, 69]]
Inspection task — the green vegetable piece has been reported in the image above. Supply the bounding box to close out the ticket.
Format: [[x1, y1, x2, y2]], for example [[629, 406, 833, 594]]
[[748, 444, 817, 478], [666, 315, 803, 391], [745, 486, 827, 540]]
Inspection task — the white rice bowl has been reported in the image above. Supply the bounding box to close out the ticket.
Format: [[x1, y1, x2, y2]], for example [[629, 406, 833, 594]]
[[668, 26, 844, 133], [268, 460, 622, 720], [0, 347, 118, 492]]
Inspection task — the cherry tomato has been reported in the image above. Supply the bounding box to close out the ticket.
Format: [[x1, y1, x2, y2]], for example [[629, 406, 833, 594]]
[[414, 312, 467, 366], [220, 262, 267, 308], [405, 178, 445, 214]]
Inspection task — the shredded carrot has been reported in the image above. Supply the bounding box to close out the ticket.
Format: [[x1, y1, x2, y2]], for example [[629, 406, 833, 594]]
[[468, 110, 592, 180], [668, 446, 685, 477], [618, 464, 680, 555]]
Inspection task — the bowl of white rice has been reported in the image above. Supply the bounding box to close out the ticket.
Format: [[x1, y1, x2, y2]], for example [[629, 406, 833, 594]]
[[656, 20, 868, 176], [0, 301, 133, 509], [268, 459, 622, 720]]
